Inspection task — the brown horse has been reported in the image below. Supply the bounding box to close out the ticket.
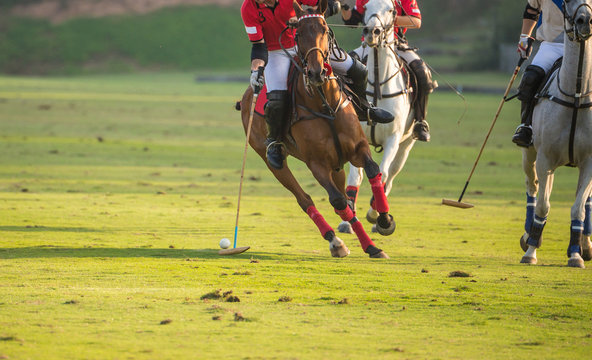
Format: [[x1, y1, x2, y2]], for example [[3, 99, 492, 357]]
[[238, 0, 395, 258]]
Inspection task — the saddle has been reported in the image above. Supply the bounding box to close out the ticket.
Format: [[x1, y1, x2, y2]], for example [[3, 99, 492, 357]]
[[535, 57, 563, 102]]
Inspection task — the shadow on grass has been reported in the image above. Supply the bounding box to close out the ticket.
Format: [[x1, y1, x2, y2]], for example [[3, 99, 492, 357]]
[[0, 246, 324, 261], [0, 226, 101, 232]]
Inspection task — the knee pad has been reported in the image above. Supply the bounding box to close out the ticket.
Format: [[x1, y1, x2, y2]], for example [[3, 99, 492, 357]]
[[408, 59, 434, 91], [518, 65, 546, 102]]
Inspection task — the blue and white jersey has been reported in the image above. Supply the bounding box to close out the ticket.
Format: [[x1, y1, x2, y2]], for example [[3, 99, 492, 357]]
[[528, 0, 565, 43]]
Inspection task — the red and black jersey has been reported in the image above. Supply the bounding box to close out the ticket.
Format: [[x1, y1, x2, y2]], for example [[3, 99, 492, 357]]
[[241, 0, 318, 51], [354, 0, 421, 35]]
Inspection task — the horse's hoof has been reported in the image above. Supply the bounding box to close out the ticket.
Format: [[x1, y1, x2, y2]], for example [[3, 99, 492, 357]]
[[376, 214, 396, 236], [582, 236, 592, 261], [371, 224, 377, 233], [329, 237, 350, 258], [520, 255, 537, 264], [568, 254, 585, 268], [520, 233, 529, 252], [370, 251, 390, 259], [337, 221, 353, 234], [366, 208, 378, 224]]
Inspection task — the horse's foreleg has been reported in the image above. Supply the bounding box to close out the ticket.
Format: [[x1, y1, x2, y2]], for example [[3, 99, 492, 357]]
[[521, 156, 554, 265], [309, 162, 387, 258], [568, 161, 592, 267], [362, 157, 396, 237], [263, 162, 348, 257]]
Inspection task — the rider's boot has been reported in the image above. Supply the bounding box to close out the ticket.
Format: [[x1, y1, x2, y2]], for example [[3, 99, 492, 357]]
[[512, 65, 546, 148], [409, 59, 436, 142], [346, 59, 394, 123], [264, 90, 289, 170]]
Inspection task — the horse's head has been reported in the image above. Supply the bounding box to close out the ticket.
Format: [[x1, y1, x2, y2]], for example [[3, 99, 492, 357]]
[[563, 0, 592, 41], [362, 0, 395, 47], [294, 0, 330, 86]]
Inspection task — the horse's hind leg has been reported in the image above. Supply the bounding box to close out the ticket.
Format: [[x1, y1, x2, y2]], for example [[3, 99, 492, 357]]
[[520, 147, 538, 252], [308, 161, 388, 258], [582, 195, 592, 261], [568, 161, 592, 268]]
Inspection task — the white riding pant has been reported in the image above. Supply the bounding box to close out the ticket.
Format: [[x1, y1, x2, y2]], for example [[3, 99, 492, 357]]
[[531, 41, 564, 73], [350, 42, 420, 64], [264, 46, 354, 92]]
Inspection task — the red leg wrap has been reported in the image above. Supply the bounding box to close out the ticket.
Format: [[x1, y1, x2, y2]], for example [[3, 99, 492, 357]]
[[345, 186, 359, 204], [335, 206, 354, 222], [351, 220, 374, 251], [369, 174, 389, 213], [306, 206, 333, 238]]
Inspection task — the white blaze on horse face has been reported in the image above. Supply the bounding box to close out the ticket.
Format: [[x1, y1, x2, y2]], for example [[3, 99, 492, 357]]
[[362, 0, 395, 47]]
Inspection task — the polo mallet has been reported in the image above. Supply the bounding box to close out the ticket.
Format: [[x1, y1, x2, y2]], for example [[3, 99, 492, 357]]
[[442, 57, 526, 209], [220, 67, 264, 255]]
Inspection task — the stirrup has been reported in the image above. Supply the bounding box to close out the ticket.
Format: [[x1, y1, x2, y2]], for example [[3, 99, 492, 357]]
[[512, 124, 533, 148], [265, 140, 285, 170]]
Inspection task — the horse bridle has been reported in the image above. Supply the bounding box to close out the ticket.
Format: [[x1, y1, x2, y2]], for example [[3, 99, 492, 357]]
[[563, 0, 592, 42], [296, 13, 330, 82]]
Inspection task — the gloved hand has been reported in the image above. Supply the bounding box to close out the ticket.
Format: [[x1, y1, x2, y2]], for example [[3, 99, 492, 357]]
[[517, 34, 534, 59], [326, 0, 341, 17], [250, 67, 264, 93]]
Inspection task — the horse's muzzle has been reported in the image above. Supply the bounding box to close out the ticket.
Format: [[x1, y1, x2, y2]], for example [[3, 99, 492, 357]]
[[307, 67, 327, 87], [363, 26, 382, 47], [575, 8, 592, 40]]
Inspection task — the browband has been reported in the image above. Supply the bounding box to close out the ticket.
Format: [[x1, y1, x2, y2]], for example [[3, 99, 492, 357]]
[[298, 13, 325, 22]]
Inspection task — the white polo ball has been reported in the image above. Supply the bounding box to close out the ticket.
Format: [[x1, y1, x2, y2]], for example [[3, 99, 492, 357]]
[[219, 238, 231, 249]]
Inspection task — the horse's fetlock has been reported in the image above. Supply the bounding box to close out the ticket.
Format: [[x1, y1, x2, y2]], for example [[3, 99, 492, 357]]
[[323, 230, 336, 242]]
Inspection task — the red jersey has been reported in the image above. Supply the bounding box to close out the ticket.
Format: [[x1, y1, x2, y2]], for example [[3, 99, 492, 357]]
[[241, 0, 319, 51], [355, 0, 421, 35]]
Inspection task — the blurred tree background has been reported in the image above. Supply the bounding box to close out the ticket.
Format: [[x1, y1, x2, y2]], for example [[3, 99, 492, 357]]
[[0, 0, 525, 75]]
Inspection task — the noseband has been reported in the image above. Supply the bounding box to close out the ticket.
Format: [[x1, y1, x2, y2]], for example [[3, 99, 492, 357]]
[[563, 0, 592, 42]]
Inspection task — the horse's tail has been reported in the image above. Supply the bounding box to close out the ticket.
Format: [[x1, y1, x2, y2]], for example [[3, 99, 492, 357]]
[[235, 100, 241, 111]]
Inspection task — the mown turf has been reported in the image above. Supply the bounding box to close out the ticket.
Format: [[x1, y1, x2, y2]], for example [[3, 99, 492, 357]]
[[0, 73, 591, 359]]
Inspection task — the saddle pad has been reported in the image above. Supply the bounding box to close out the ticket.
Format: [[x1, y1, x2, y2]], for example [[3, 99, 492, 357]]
[[254, 84, 268, 116]]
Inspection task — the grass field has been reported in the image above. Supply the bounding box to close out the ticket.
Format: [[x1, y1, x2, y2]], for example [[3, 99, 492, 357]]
[[1, 72, 591, 359]]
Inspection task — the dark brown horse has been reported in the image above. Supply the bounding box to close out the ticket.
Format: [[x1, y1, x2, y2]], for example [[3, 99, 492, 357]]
[[238, 0, 395, 258]]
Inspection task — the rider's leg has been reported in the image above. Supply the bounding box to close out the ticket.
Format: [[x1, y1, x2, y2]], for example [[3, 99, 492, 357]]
[[264, 90, 289, 170], [263, 48, 295, 170], [398, 46, 436, 142], [513, 41, 564, 147], [330, 49, 394, 123], [513, 64, 545, 147]]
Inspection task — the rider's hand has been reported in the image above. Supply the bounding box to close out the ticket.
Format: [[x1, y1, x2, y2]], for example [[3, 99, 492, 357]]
[[326, 0, 341, 17], [250, 68, 264, 93], [517, 34, 534, 59], [287, 17, 298, 28]]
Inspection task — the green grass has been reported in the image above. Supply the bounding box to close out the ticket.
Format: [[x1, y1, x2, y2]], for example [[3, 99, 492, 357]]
[[1, 73, 591, 359]]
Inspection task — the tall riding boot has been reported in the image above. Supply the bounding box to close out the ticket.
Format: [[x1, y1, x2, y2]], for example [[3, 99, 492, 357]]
[[346, 59, 394, 123], [264, 90, 289, 170], [512, 65, 546, 147], [408, 59, 435, 142]]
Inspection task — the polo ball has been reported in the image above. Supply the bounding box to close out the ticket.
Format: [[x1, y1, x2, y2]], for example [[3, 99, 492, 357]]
[[219, 238, 231, 249]]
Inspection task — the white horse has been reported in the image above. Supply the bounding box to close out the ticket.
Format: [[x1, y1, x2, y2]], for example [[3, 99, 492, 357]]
[[520, 0, 592, 268], [338, 0, 415, 234]]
